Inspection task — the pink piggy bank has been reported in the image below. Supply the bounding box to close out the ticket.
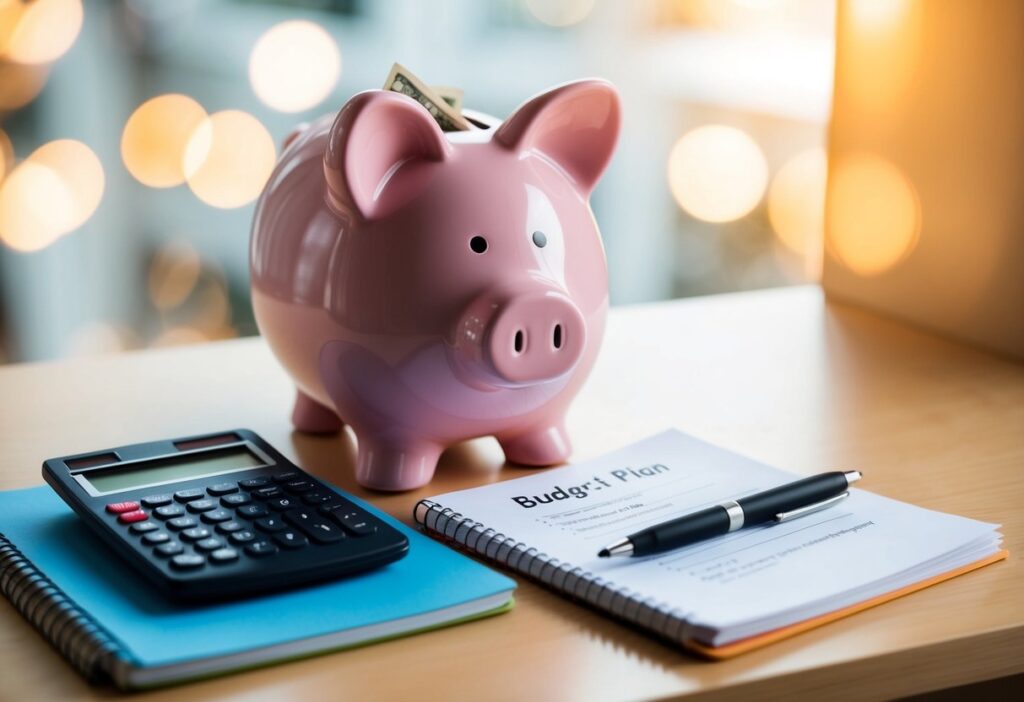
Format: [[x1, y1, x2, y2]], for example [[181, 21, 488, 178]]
[[250, 79, 621, 491]]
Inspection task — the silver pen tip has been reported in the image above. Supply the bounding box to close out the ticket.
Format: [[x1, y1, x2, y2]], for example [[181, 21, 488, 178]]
[[598, 537, 634, 558], [844, 470, 863, 485]]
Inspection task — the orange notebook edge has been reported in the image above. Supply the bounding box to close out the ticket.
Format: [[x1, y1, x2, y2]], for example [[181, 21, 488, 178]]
[[685, 549, 1009, 660]]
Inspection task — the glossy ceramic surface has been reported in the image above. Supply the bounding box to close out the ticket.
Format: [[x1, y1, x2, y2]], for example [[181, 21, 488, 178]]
[[250, 79, 621, 490]]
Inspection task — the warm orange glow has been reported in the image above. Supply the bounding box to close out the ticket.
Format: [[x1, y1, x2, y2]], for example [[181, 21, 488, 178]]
[[668, 125, 768, 223], [1, 0, 83, 65], [122, 94, 208, 188], [848, 0, 909, 30], [525, 0, 596, 27], [840, 0, 922, 114], [769, 148, 827, 278], [184, 110, 276, 209], [827, 153, 920, 275], [249, 20, 341, 113], [0, 139, 104, 252], [0, 59, 48, 110], [148, 240, 202, 310]]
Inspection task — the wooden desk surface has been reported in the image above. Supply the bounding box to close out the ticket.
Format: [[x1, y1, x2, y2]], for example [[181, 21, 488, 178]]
[[1, 286, 1021, 701]]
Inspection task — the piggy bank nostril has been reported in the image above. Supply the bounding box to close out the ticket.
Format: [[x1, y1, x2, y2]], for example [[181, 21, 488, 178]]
[[514, 330, 524, 354], [553, 324, 563, 350]]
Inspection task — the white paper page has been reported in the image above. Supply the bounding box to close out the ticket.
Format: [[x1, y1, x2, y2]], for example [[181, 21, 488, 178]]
[[428, 430, 1001, 636]]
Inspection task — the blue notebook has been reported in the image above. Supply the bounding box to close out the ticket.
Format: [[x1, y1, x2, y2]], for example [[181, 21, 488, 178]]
[[0, 485, 515, 689]]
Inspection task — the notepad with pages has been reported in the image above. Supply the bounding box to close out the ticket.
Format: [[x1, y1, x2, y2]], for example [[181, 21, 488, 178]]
[[0, 485, 515, 689], [415, 430, 1006, 657]]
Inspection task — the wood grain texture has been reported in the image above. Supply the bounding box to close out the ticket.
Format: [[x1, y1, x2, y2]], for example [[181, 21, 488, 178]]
[[0, 286, 1020, 701]]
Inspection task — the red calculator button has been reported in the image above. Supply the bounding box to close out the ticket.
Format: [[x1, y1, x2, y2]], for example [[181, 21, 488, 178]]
[[118, 510, 148, 524], [106, 501, 140, 514]]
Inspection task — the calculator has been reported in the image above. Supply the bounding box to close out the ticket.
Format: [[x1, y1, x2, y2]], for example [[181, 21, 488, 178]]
[[41, 429, 408, 602]]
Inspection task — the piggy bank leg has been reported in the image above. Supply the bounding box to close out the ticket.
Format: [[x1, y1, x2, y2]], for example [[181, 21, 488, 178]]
[[354, 434, 442, 491], [498, 421, 571, 466], [291, 390, 343, 434]]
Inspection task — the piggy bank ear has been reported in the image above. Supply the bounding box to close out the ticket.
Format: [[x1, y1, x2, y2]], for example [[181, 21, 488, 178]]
[[324, 90, 451, 220], [494, 79, 620, 197]]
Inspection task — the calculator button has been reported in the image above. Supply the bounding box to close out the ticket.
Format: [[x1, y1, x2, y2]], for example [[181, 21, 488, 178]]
[[209, 548, 239, 564], [174, 488, 205, 503], [168, 516, 198, 531], [141, 494, 173, 508], [195, 537, 225, 552], [267, 496, 298, 512], [105, 501, 140, 514], [201, 509, 232, 524], [253, 486, 283, 500], [207, 483, 238, 496], [129, 521, 159, 534], [181, 527, 211, 542], [186, 499, 217, 513], [142, 531, 170, 545], [216, 520, 245, 534], [221, 493, 252, 507], [154, 542, 184, 557], [274, 530, 308, 550], [154, 504, 185, 519], [170, 554, 205, 570], [237, 503, 269, 519], [301, 491, 333, 505], [284, 480, 313, 493], [272, 471, 299, 483], [118, 510, 149, 524], [239, 477, 269, 490], [285, 509, 345, 544], [229, 530, 256, 544], [325, 508, 377, 537], [245, 540, 278, 557], [255, 516, 287, 533]]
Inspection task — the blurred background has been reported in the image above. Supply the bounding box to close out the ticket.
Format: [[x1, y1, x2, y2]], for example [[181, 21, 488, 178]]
[[0, 0, 840, 363]]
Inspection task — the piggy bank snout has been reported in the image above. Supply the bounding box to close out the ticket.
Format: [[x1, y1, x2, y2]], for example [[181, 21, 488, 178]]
[[483, 292, 587, 385]]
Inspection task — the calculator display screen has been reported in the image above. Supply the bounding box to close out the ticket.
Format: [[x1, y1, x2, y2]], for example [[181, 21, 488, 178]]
[[82, 446, 265, 493]]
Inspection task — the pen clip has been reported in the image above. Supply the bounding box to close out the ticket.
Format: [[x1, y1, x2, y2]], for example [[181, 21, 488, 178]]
[[773, 492, 850, 523]]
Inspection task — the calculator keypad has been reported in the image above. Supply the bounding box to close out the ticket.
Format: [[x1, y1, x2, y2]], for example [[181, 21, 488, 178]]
[[103, 464, 401, 587]]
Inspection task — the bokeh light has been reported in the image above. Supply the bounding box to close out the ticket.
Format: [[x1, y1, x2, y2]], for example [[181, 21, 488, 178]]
[[148, 240, 202, 310], [0, 161, 73, 251], [0, 127, 13, 178], [667, 125, 768, 223], [525, 0, 596, 27], [768, 148, 827, 279], [0, 0, 83, 65], [827, 153, 920, 275], [121, 94, 208, 188], [0, 60, 48, 111], [183, 110, 276, 209], [151, 326, 209, 348], [66, 322, 136, 357], [0, 139, 104, 252], [249, 20, 341, 113]]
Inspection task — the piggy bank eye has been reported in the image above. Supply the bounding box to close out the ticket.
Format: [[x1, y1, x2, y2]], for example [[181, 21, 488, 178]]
[[532, 231, 547, 248], [469, 235, 488, 254]]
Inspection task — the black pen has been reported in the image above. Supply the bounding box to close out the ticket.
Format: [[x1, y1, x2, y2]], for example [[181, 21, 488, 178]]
[[597, 470, 862, 558]]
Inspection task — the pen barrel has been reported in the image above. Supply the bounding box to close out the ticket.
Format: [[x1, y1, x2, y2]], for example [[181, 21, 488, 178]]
[[738, 472, 851, 524], [631, 506, 731, 556]]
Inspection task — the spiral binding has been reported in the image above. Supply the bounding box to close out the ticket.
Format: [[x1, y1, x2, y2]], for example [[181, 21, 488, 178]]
[[0, 532, 122, 684], [413, 500, 692, 646]]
